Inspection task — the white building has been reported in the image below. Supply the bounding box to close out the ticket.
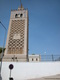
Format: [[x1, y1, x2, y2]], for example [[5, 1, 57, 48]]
[[29, 55, 41, 62]]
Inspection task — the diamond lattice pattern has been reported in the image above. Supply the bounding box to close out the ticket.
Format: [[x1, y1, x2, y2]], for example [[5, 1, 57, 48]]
[[8, 20, 25, 54]]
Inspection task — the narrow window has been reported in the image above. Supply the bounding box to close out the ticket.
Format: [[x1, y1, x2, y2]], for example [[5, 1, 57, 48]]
[[15, 14, 17, 18], [32, 58, 33, 61], [36, 58, 38, 61], [20, 14, 23, 17]]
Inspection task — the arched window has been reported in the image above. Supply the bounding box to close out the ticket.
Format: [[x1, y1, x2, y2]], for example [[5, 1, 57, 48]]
[[32, 58, 33, 61], [20, 14, 23, 17], [36, 58, 38, 61], [15, 14, 18, 18]]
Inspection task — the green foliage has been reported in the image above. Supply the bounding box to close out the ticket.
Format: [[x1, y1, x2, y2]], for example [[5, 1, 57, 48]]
[[0, 47, 5, 61], [0, 58, 1, 61], [0, 47, 5, 53], [32, 53, 35, 55], [0, 48, 2, 54]]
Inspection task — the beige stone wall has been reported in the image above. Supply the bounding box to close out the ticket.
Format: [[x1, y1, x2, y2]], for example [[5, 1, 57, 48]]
[[7, 20, 25, 54], [3, 7, 28, 61]]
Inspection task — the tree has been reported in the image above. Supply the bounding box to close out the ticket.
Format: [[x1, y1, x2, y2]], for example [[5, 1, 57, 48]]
[[0, 47, 5, 53], [0, 47, 5, 61], [32, 53, 35, 55]]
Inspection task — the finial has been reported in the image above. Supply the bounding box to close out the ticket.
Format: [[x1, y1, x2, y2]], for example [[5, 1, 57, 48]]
[[20, 0, 21, 6], [20, 0, 23, 8], [18, 0, 24, 10], [21, 4, 23, 8]]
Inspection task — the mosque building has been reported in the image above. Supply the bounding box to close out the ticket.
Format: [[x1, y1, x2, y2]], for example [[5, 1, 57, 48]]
[[3, 3, 41, 62]]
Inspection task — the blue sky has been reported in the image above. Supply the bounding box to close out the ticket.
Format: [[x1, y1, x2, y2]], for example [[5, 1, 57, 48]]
[[0, 0, 60, 55]]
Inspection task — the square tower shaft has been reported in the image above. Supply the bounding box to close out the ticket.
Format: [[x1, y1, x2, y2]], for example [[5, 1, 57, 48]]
[[3, 7, 28, 62]]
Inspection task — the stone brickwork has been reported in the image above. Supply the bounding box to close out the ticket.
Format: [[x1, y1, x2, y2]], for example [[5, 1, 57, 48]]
[[8, 20, 25, 54], [3, 6, 28, 62]]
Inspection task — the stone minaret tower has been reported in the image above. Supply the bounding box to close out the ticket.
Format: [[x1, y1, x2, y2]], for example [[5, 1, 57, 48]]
[[3, 3, 28, 62]]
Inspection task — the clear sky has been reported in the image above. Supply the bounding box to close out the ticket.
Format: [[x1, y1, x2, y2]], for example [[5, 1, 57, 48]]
[[0, 0, 60, 55]]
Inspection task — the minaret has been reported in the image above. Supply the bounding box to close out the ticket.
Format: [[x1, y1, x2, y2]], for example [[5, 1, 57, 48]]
[[3, 1, 28, 62]]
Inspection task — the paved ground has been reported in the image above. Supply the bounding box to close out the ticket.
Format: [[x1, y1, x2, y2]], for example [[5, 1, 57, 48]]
[[29, 74, 60, 80]]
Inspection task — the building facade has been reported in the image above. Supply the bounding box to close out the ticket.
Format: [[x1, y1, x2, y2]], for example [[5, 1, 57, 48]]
[[3, 5, 28, 62], [29, 55, 41, 62], [3, 4, 41, 62]]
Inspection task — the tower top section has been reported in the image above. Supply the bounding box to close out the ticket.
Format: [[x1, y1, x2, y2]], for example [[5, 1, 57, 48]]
[[18, 0, 24, 10]]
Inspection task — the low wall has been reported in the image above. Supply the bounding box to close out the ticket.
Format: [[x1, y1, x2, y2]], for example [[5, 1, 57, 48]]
[[1, 62, 60, 80]]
